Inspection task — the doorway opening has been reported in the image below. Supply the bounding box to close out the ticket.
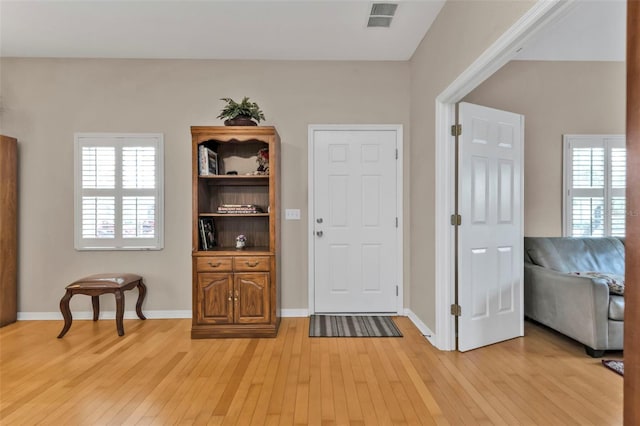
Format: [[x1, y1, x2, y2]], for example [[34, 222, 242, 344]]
[[433, 0, 576, 350]]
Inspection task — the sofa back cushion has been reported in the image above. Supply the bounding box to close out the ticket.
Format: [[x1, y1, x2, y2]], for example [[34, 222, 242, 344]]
[[524, 237, 625, 275]]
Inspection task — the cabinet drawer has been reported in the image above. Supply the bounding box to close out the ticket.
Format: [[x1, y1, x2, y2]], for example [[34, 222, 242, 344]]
[[234, 256, 270, 272], [197, 257, 233, 272]]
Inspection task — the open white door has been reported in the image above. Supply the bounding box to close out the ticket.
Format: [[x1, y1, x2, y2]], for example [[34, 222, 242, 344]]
[[457, 102, 524, 352], [311, 127, 400, 313]]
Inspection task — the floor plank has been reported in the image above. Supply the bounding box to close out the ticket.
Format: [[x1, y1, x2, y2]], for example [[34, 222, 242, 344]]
[[0, 318, 623, 425]]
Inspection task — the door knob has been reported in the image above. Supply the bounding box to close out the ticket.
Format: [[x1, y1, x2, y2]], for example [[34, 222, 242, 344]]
[[316, 218, 323, 224], [316, 230, 324, 237]]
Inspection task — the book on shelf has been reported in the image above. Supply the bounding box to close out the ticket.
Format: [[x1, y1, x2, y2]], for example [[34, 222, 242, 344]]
[[198, 145, 218, 176], [199, 218, 207, 250], [199, 217, 216, 250], [216, 204, 264, 214], [217, 210, 262, 214]]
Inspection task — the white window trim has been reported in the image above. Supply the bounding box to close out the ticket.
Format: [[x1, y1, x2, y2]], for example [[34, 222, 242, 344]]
[[74, 133, 164, 251], [562, 134, 625, 237]]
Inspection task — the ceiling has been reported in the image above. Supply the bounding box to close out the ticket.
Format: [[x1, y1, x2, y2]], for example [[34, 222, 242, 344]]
[[0, 0, 445, 61], [0, 0, 626, 62], [515, 0, 625, 62]]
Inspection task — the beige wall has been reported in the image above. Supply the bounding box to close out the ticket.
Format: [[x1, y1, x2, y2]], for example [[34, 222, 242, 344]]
[[2, 2, 582, 327], [0, 58, 410, 314], [409, 1, 535, 331], [464, 60, 626, 236]]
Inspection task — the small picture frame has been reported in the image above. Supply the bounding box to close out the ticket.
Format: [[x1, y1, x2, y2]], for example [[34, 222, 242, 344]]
[[198, 217, 216, 250]]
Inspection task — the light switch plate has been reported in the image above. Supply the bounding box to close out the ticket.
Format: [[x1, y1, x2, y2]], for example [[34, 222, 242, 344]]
[[285, 209, 301, 220]]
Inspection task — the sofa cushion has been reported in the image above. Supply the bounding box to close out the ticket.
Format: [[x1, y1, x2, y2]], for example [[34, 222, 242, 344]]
[[609, 295, 625, 321], [525, 237, 625, 275]]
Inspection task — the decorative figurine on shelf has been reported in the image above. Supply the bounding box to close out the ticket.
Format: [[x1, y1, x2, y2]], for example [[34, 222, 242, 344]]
[[236, 234, 247, 249], [257, 148, 269, 175]]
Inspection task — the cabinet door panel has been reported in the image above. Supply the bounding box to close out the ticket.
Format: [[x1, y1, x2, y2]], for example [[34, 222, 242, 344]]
[[197, 273, 233, 324], [234, 273, 270, 324]]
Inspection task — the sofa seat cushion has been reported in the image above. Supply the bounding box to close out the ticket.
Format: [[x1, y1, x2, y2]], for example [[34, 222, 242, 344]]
[[609, 295, 625, 321]]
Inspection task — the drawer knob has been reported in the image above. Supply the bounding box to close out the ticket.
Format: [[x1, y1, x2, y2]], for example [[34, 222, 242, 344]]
[[245, 261, 260, 267], [208, 261, 222, 267]]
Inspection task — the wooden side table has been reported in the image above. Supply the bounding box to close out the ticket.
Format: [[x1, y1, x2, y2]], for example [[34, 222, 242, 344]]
[[57, 273, 147, 338]]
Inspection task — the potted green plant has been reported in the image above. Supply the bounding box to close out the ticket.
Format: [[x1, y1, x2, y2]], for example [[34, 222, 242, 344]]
[[217, 97, 266, 126]]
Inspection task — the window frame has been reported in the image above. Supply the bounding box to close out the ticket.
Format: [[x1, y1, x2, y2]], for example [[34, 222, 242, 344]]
[[74, 132, 164, 251], [562, 134, 626, 237]]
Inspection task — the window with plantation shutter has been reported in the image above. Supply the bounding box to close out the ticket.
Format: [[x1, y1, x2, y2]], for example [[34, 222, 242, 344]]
[[74, 133, 164, 250], [563, 135, 625, 237]]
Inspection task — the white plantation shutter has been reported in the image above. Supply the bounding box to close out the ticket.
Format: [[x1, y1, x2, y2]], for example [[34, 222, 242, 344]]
[[571, 197, 605, 237], [75, 134, 164, 250], [610, 146, 626, 236], [563, 135, 626, 237], [122, 196, 156, 238], [80, 146, 117, 239], [123, 147, 156, 189], [82, 196, 115, 238], [82, 147, 115, 189]]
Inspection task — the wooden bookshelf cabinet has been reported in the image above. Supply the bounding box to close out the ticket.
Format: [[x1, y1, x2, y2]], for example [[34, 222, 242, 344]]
[[191, 126, 280, 338]]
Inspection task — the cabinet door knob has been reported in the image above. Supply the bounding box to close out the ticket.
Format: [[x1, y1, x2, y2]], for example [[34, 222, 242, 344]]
[[245, 261, 259, 267], [228, 291, 233, 302], [316, 230, 323, 237], [208, 261, 221, 267]]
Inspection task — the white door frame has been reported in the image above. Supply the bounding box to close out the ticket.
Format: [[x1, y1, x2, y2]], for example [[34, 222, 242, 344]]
[[433, 0, 576, 350], [308, 124, 404, 315]]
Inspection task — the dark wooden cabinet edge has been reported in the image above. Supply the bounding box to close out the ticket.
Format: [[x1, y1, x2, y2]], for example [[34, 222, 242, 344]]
[[0, 135, 17, 327], [191, 318, 281, 339]]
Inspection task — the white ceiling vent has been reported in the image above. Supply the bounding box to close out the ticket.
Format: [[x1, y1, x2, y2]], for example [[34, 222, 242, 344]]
[[368, 3, 398, 28]]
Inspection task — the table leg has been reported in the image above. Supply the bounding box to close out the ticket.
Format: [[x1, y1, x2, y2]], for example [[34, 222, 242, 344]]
[[135, 281, 147, 320], [91, 296, 100, 321], [57, 290, 74, 338], [114, 290, 125, 336]]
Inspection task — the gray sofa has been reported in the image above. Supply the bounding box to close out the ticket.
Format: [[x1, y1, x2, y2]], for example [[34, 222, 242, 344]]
[[524, 237, 625, 357]]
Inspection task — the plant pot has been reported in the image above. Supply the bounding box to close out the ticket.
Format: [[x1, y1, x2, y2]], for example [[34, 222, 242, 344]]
[[224, 115, 257, 126]]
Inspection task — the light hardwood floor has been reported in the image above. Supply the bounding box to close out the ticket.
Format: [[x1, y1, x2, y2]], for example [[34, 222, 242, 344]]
[[0, 317, 622, 425]]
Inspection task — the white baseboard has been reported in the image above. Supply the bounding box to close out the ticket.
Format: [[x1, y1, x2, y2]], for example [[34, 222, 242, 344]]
[[404, 308, 437, 347], [281, 309, 309, 317], [19, 309, 424, 330], [17, 310, 192, 320], [18, 309, 311, 320]]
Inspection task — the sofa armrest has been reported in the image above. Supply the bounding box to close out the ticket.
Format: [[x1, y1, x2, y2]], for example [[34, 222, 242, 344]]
[[524, 262, 611, 349]]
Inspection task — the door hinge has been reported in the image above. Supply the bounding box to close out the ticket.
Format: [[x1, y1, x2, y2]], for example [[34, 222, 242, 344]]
[[450, 214, 461, 226], [451, 124, 462, 137], [450, 304, 462, 316], [395, 217, 398, 228], [396, 285, 399, 296], [395, 148, 398, 159]]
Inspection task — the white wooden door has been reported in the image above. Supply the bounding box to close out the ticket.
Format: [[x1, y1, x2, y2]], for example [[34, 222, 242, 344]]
[[312, 129, 398, 313], [457, 102, 524, 352]]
